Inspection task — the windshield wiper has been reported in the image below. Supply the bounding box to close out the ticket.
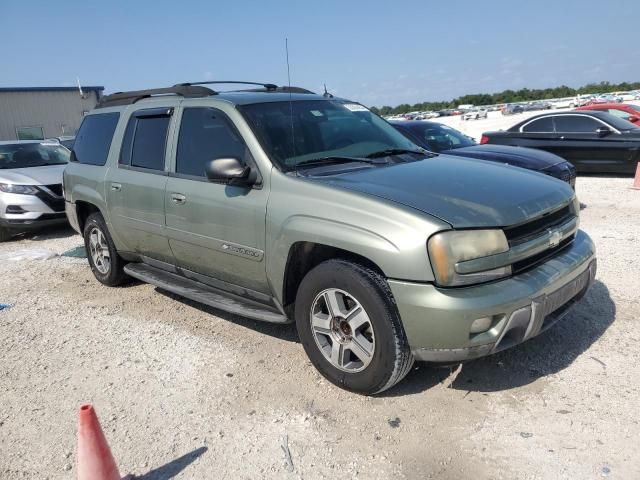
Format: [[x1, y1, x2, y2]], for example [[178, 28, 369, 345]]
[[295, 156, 387, 169], [365, 148, 434, 158]]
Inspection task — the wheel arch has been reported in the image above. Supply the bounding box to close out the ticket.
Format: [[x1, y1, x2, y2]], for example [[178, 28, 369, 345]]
[[280, 241, 387, 314], [75, 200, 103, 233]]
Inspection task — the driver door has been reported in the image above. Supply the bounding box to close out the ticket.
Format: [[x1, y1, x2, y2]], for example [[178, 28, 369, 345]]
[[164, 105, 270, 294]]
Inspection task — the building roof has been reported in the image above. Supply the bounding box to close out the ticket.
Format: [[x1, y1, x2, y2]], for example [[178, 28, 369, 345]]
[[0, 86, 104, 93]]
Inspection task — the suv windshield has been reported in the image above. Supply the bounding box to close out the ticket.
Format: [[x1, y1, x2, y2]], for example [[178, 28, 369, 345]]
[[0, 142, 70, 169], [239, 100, 420, 170]]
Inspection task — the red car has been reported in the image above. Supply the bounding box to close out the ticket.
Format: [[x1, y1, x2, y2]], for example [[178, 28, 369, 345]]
[[575, 103, 640, 125]]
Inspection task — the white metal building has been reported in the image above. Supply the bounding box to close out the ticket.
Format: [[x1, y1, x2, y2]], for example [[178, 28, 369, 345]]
[[0, 86, 104, 141]]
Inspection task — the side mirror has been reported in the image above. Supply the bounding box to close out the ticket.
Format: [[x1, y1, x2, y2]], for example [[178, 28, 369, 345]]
[[628, 115, 639, 123], [205, 157, 252, 185], [596, 126, 612, 137]]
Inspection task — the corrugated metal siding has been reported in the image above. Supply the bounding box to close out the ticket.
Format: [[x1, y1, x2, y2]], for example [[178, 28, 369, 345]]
[[0, 90, 100, 140]]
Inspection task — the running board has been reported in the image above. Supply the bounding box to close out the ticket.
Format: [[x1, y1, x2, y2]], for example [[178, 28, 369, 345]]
[[124, 263, 289, 324]]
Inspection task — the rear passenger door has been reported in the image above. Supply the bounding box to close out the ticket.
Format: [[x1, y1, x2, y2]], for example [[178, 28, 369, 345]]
[[107, 105, 176, 263], [164, 105, 270, 294]]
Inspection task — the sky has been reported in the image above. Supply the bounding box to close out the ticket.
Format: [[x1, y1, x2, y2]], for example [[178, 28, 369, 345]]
[[2, 0, 639, 107]]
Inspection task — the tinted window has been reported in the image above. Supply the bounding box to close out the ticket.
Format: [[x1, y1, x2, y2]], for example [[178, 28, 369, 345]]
[[73, 113, 120, 165], [130, 116, 170, 170], [176, 108, 248, 177], [554, 115, 602, 133], [522, 117, 554, 132]]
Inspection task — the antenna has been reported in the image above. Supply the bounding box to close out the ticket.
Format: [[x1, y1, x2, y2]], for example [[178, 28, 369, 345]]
[[286, 38, 296, 172], [323, 83, 333, 98], [76, 77, 85, 98]]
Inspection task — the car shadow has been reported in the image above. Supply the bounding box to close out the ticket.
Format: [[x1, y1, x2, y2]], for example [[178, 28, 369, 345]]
[[382, 280, 615, 396], [155, 288, 299, 344], [131, 446, 207, 479], [10, 224, 76, 242]]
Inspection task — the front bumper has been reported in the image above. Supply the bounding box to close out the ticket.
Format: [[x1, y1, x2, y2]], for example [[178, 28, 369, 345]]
[[0, 190, 67, 231], [389, 229, 596, 362], [0, 213, 67, 230]]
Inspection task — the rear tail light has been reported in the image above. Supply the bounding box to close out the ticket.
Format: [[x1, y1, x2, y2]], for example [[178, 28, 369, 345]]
[[480, 135, 489, 144]]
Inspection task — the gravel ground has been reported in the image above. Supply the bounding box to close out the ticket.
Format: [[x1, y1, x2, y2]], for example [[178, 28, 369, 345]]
[[0, 176, 639, 479]]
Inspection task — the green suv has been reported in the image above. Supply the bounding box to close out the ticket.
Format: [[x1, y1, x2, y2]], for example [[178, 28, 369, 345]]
[[64, 81, 596, 394]]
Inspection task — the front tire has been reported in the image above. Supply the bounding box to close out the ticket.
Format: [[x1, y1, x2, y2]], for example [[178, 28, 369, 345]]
[[83, 212, 128, 286], [295, 260, 414, 395]]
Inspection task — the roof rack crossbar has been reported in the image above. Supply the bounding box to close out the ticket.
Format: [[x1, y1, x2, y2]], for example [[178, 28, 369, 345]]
[[176, 81, 279, 91], [97, 84, 215, 108]]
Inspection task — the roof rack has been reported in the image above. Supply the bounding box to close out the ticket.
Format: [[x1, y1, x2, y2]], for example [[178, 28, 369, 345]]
[[96, 81, 316, 108], [176, 81, 279, 90], [239, 86, 315, 94], [96, 84, 215, 108]]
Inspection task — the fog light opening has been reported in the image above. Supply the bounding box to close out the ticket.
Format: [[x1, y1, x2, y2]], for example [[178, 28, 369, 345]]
[[6, 205, 27, 214], [470, 316, 493, 334]]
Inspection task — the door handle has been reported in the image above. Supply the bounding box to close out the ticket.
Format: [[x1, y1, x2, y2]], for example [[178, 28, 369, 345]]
[[170, 193, 186, 205], [110, 183, 122, 192]]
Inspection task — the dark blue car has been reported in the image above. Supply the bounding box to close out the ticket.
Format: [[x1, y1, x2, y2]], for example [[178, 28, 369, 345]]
[[390, 120, 576, 188]]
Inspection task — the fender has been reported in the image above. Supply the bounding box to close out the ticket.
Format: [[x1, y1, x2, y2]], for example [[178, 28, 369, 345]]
[[267, 214, 435, 305]]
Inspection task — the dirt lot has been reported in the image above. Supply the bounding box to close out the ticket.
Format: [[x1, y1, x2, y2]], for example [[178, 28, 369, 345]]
[[1, 175, 639, 480]]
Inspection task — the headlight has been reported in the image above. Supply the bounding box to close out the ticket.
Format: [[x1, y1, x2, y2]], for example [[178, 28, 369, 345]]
[[428, 229, 511, 287], [0, 183, 39, 195]]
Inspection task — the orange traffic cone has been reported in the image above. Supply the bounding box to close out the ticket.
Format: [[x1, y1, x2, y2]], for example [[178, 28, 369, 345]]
[[77, 404, 121, 480], [634, 162, 640, 190]]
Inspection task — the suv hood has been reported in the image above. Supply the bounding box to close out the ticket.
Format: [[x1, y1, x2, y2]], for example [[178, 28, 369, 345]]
[[443, 144, 565, 171], [0, 164, 66, 185], [306, 155, 574, 228]]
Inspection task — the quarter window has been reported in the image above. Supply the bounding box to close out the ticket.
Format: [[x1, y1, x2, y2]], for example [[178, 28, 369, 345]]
[[522, 117, 554, 132], [73, 113, 120, 166], [554, 115, 602, 133], [176, 107, 248, 177]]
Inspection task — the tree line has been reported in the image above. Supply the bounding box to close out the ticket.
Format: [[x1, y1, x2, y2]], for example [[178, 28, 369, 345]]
[[369, 81, 640, 116]]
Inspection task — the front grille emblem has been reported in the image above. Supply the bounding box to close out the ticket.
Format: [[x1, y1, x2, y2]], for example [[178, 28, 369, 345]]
[[548, 228, 562, 248]]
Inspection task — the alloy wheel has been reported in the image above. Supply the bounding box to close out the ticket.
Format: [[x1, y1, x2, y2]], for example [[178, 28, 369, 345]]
[[88, 226, 111, 275], [309, 288, 376, 372]]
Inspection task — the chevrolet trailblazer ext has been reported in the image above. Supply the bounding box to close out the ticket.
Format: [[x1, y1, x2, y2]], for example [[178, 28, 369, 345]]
[[63, 81, 596, 394]]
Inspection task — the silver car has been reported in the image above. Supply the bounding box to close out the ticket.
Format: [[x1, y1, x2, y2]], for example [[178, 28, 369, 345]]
[[0, 141, 69, 241]]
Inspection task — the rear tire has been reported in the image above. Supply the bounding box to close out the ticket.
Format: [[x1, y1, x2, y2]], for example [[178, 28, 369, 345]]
[[295, 259, 414, 395], [83, 212, 128, 286]]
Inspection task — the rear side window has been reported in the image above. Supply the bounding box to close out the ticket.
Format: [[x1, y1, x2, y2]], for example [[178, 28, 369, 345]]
[[73, 113, 120, 165], [522, 117, 554, 132], [176, 107, 248, 177], [119, 108, 171, 171], [554, 115, 602, 133]]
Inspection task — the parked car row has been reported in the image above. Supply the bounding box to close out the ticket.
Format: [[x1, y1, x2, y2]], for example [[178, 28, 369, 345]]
[[389, 120, 576, 187], [481, 110, 640, 173]]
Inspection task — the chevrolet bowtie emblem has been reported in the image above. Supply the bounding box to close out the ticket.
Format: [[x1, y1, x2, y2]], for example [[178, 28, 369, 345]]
[[548, 228, 562, 248]]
